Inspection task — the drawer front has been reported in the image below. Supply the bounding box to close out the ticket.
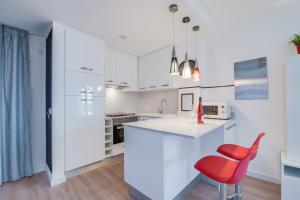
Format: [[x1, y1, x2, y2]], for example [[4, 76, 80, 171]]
[[65, 70, 104, 97]]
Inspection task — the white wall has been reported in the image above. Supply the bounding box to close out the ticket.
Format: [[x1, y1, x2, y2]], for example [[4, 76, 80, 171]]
[[202, 1, 300, 184], [29, 34, 46, 174]]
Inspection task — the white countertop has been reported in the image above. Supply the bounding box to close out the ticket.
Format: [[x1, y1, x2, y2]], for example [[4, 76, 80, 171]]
[[124, 116, 231, 138], [137, 113, 177, 118]]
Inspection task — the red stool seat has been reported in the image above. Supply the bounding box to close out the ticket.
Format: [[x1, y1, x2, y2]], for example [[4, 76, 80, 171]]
[[194, 156, 238, 183], [217, 132, 265, 161], [217, 144, 249, 160]]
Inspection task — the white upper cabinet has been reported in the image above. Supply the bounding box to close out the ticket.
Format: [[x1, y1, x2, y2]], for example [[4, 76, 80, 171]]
[[116, 52, 132, 86], [65, 29, 105, 75], [138, 46, 173, 91], [105, 49, 117, 84], [104, 48, 138, 91]]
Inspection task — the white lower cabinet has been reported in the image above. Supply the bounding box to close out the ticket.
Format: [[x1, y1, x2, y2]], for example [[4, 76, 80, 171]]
[[65, 96, 105, 171], [224, 121, 237, 144], [281, 153, 300, 200]]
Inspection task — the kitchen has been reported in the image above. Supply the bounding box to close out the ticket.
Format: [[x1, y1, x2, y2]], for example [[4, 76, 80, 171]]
[[0, 0, 300, 200]]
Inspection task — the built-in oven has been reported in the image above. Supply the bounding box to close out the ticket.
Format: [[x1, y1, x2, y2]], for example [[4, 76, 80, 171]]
[[113, 116, 137, 144]]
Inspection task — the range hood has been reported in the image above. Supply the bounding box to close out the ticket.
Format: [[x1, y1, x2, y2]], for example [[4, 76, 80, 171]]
[[105, 84, 130, 89]]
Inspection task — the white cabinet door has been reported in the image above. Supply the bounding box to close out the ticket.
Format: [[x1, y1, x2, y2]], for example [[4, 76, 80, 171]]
[[286, 56, 300, 162], [65, 70, 105, 97], [123, 55, 138, 91], [138, 55, 152, 91], [105, 49, 117, 84], [105, 48, 138, 90], [65, 96, 105, 171], [155, 47, 172, 89], [224, 121, 237, 144], [138, 47, 173, 91], [129, 56, 138, 90], [65, 29, 105, 75], [116, 52, 132, 86]]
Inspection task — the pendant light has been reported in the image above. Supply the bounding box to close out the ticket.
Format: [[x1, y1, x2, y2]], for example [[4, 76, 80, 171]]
[[192, 26, 200, 82], [182, 17, 192, 79], [169, 4, 179, 75]]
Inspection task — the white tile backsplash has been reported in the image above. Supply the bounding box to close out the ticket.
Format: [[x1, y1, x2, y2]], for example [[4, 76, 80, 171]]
[[138, 90, 178, 114], [105, 88, 178, 114]]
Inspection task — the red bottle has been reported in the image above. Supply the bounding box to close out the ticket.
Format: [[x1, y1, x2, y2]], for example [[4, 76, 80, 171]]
[[197, 97, 204, 124]]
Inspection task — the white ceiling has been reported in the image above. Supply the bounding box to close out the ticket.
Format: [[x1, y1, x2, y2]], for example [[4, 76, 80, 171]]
[[0, 0, 294, 56], [201, 0, 295, 27], [0, 0, 215, 56]]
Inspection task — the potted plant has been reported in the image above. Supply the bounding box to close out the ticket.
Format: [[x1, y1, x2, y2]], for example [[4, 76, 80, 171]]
[[289, 34, 300, 54]]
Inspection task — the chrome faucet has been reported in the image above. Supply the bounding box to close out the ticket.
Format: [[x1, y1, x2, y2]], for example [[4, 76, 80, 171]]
[[159, 98, 168, 114]]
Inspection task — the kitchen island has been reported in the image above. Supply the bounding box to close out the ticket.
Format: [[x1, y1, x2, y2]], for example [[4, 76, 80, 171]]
[[124, 117, 231, 200]]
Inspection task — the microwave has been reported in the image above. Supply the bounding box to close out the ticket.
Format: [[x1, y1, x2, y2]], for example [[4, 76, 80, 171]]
[[202, 102, 231, 120]]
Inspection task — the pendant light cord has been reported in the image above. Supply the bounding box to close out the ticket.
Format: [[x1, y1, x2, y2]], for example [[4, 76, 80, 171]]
[[172, 12, 175, 46], [185, 23, 188, 54], [195, 30, 198, 59]]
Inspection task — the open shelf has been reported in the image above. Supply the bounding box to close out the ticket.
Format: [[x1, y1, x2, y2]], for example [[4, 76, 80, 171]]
[[104, 118, 114, 158], [284, 165, 300, 179]]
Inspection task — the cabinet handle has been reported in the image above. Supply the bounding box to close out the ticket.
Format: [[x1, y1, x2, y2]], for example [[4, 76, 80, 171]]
[[149, 86, 156, 89], [106, 80, 113, 83], [120, 82, 128, 85], [139, 87, 146, 90], [161, 84, 169, 87], [80, 67, 94, 71], [80, 67, 88, 70], [225, 124, 236, 131]]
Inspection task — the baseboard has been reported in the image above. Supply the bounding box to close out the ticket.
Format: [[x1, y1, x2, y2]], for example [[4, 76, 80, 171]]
[[45, 165, 66, 187], [128, 174, 202, 200], [247, 170, 281, 185], [33, 166, 45, 174], [65, 160, 105, 179]]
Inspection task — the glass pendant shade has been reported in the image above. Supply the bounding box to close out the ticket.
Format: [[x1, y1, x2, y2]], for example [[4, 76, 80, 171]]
[[192, 59, 200, 81], [182, 53, 192, 79], [170, 46, 179, 75]]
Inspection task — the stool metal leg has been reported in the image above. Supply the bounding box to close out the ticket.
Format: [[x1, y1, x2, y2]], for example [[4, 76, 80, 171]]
[[219, 183, 227, 200], [226, 182, 242, 200]]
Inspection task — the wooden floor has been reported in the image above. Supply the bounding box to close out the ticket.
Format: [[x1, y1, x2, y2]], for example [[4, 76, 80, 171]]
[[0, 155, 280, 200]]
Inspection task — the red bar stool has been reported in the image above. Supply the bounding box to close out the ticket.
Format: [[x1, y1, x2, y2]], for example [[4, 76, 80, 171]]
[[194, 146, 259, 200], [217, 132, 265, 161]]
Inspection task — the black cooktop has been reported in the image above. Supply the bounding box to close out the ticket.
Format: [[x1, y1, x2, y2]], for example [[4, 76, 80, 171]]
[[106, 113, 135, 117]]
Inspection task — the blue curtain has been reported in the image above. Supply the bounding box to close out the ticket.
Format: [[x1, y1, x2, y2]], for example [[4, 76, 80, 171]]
[[0, 24, 33, 185]]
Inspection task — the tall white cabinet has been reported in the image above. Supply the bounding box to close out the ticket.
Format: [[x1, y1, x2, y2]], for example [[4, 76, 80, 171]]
[[282, 55, 300, 199], [47, 22, 105, 186]]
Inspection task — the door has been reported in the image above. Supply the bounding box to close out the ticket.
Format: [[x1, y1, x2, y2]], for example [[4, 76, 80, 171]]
[[65, 96, 105, 171], [46, 29, 52, 172]]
